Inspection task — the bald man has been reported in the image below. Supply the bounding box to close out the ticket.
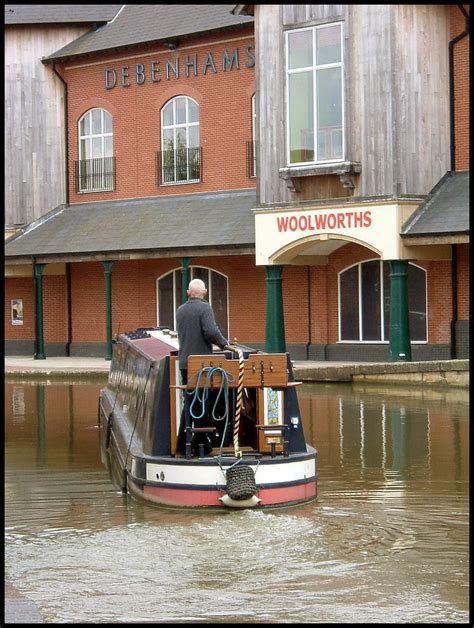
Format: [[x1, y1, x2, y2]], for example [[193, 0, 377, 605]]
[[176, 278, 229, 384]]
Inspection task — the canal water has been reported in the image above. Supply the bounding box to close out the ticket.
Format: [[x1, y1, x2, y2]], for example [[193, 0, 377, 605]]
[[5, 379, 469, 624]]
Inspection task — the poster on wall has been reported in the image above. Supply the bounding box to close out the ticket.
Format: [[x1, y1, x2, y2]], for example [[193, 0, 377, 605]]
[[11, 298, 23, 325]]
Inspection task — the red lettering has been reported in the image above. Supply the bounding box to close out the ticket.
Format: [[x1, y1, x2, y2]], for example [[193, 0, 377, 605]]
[[364, 210, 372, 227], [307, 215, 316, 230], [314, 213, 327, 229], [337, 213, 346, 229], [289, 216, 298, 231], [299, 215, 308, 230], [327, 214, 336, 229], [354, 211, 364, 227], [277, 216, 289, 232]]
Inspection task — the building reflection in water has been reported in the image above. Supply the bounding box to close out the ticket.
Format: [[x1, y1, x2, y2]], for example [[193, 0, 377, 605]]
[[298, 382, 468, 492], [5, 380, 469, 495]]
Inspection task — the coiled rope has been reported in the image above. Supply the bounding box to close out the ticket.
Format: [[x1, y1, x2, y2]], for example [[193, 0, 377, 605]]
[[187, 366, 234, 450]]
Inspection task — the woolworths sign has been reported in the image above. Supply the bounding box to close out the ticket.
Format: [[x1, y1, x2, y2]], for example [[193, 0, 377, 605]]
[[253, 202, 422, 265]]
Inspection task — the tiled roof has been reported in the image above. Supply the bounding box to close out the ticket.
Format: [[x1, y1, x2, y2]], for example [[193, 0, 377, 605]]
[[5, 189, 256, 260], [401, 171, 469, 237], [42, 4, 254, 61], [4, 4, 122, 25]]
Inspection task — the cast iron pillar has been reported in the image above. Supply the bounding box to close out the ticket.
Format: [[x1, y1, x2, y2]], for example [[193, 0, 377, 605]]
[[180, 257, 192, 303], [265, 265, 286, 353], [102, 261, 114, 361], [34, 262, 46, 359], [388, 260, 412, 362]]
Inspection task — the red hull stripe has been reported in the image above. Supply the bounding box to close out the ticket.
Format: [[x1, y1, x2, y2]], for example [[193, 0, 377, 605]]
[[143, 480, 317, 507]]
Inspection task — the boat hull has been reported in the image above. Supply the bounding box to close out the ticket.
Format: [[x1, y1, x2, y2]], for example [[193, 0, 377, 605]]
[[100, 414, 317, 509], [98, 331, 318, 510]]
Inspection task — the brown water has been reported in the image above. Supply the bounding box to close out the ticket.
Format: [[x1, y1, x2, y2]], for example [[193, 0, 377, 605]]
[[5, 379, 469, 624]]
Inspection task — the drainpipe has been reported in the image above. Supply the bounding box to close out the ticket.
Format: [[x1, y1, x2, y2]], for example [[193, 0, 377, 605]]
[[451, 244, 458, 358], [448, 6, 468, 357], [448, 5, 469, 172], [51, 61, 70, 203], [306, 265, 312, 360], [51, 61, 72, 356], [66, 262, 72, 356]]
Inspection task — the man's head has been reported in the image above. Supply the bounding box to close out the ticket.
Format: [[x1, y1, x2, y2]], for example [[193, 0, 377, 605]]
[[187, 278, 207, 299]]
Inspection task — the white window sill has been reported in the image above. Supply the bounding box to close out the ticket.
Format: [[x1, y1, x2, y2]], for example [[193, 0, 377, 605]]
[[279, 161, 361, 191]]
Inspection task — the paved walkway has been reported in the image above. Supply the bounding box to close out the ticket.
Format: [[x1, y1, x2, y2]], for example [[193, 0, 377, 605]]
[[5, 355, 469, 385]]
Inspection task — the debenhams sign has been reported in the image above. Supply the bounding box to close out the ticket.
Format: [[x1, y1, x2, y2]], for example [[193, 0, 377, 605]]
[[104, 44, 255, 89]]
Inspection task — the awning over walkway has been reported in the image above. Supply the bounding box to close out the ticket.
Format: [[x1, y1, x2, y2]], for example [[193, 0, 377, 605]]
[[401, 171, 469, 244], [5, 189, 257, 264]]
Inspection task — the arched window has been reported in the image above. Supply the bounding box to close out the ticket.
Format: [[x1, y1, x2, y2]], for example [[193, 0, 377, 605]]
[[157, 266, 228, 336], [160, 96, 201, 185], [77, 108, 114, 192], [338, 260, 427, 342]]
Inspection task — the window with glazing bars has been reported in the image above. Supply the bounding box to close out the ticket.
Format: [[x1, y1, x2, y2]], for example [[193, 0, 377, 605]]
[[158, 96, 201, 185], [76, 108, 115, 192]]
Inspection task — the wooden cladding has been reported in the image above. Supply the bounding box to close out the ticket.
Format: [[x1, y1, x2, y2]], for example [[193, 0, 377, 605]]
[[186, 353, 288, 388]]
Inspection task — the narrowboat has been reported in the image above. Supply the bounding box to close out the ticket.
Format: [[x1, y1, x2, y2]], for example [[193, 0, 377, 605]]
[[98, 327, 317, 509]]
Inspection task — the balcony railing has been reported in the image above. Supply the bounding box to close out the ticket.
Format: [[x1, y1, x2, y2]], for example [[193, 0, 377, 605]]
[[74, 157, 116, 193], [156, 147, 202, 185], [246, 140, 256, 178]]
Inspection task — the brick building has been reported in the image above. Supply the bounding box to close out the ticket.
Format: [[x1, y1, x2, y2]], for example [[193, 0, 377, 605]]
[[5, 4, 469, 361]]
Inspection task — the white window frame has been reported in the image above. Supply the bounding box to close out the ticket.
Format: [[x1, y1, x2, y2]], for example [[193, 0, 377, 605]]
[[251, 93, 257, 177], [78, 108, 113, 192], [337, 260, 428, 343], [160, 96, 200, 185], [285, 21, 345, 166], [156, 266, 229, 336]]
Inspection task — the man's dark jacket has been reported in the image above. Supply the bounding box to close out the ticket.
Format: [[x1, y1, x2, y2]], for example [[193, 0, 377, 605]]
[[176, 297, 228, 369]]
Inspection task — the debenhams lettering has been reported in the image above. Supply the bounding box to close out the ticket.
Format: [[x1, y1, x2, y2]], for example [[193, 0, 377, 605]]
[[105, 45, 255, 89]]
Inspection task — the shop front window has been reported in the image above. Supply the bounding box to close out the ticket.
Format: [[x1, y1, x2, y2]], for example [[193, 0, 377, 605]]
[[339, 260, 427, 342]]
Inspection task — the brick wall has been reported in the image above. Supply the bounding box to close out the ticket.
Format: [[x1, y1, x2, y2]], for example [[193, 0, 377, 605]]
[[450, 5, 469, 171], [62, 26, 256, 203], [5, 277, 35, 340]]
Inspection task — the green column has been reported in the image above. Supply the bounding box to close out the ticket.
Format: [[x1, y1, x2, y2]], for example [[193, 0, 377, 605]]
[[34, 262, 46, 359], [389, 260, 412, 362], [102, 261, 114, 361], [180, 257, 192, 303], [265, 265, 286, 353]]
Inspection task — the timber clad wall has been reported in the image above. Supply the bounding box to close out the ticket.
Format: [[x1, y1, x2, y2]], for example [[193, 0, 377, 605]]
[[4, 25, 91, 227], [256, 4, 450, 205], [65, 27, 256, 204]]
